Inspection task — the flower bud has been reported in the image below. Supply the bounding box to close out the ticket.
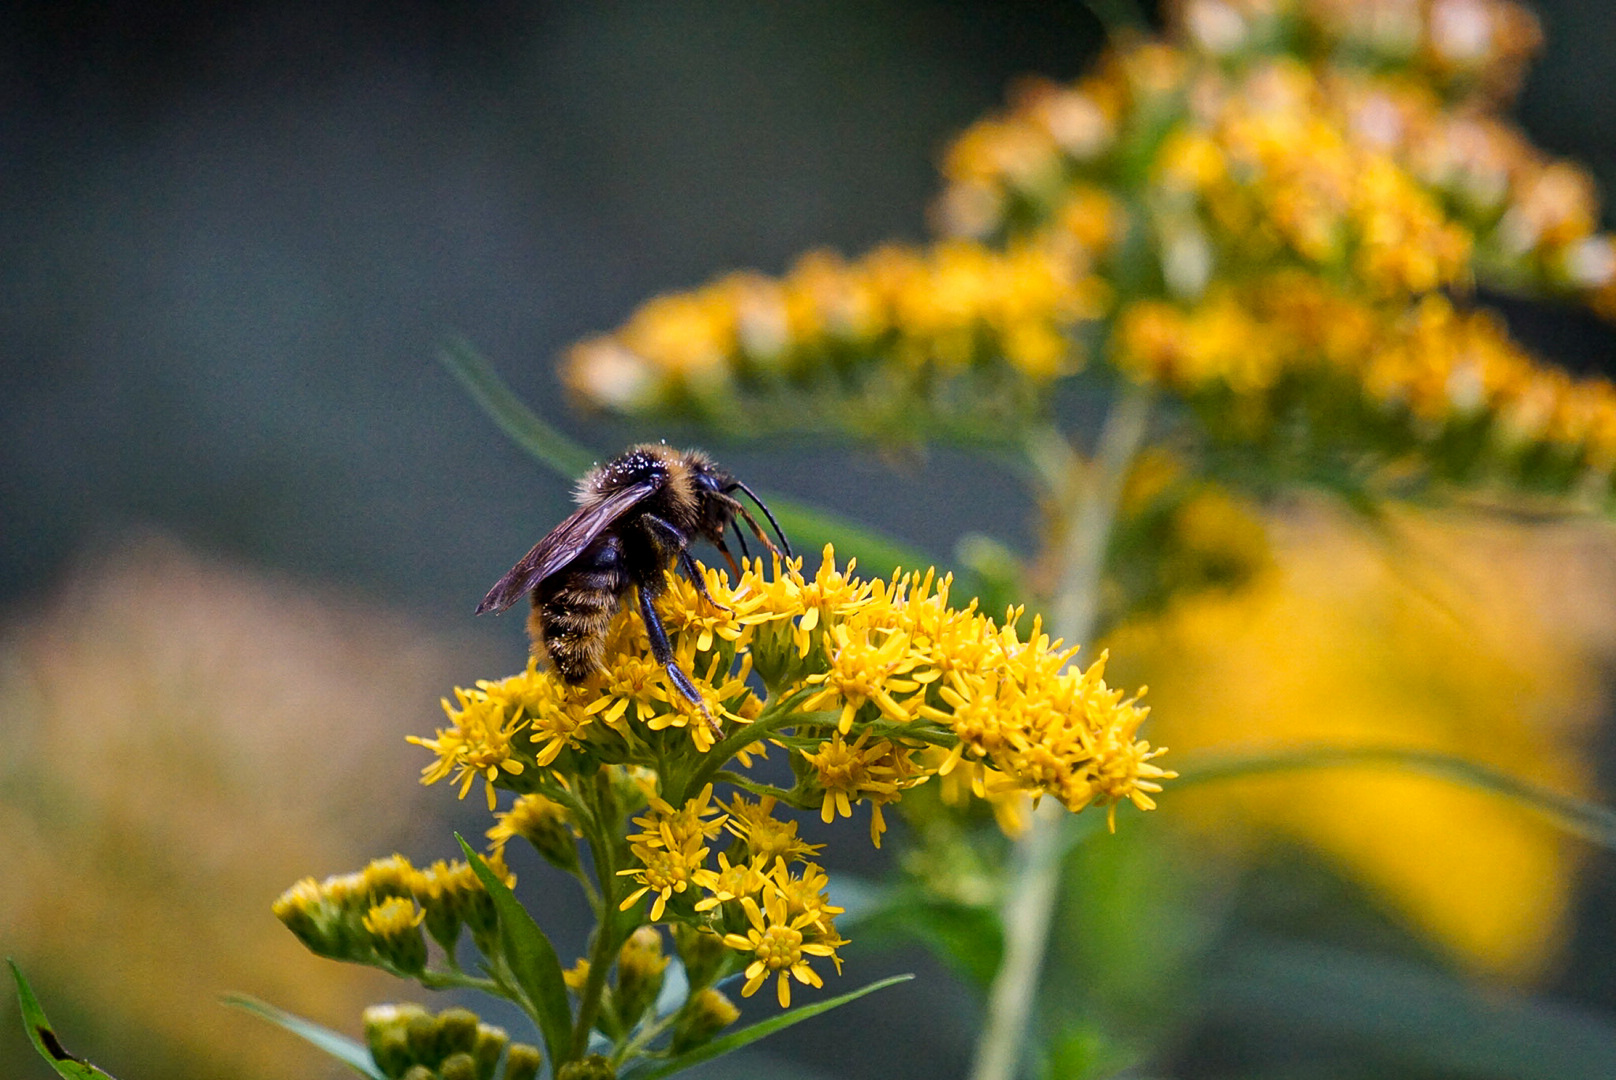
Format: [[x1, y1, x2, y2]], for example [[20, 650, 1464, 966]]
[[502, 1044, 543, 1080], [491, 794, 580, 872], [405, 1009, 439, 1064], [413, 859, 463, 955], [363, 1004, 430, 1079], [613, 926, 669, 1026], [363, 897, 429, 975], [557, 1054, 616, 1080], [562, 958, 590, 994], [273, 878, 351, 960], [362, 854, 419, 899], [472, 1024, 509, 1080], [435, 1007, 481, 1057], [441, 860, 500, 952], [401, 1068, 435, 1080], [439, 1052, 478, 1080], [671, 987, 740, 1053]]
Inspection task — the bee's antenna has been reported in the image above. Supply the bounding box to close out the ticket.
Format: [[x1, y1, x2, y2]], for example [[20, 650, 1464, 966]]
[[730, 482, 793, 558]]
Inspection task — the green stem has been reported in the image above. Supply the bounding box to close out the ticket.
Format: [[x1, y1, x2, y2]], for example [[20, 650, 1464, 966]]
[[1173, 744, 1616, 852], [613, 999, 686, 1067], [573, 776, 624, 1059], [679, 694, 828, 800], [970, 384, 1153, 1080], [418, 970, 503, 995]]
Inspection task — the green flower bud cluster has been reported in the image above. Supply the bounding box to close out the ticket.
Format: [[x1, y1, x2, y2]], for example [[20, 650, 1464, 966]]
[[363, 1003, 539, 1080], [272, 852, 511, 977]]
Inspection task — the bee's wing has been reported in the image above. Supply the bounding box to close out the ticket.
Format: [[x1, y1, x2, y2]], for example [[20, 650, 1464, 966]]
[[475, 480, 660, 614]]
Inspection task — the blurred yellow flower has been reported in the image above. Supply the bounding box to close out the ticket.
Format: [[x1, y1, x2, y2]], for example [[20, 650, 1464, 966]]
[[1109, 502, 1616, 978], [0, 536, 477, 1079]]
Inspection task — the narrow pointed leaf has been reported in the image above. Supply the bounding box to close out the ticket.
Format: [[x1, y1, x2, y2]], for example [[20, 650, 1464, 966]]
[[438, 336, 595, 478], [9, 960, 121, 1080], [1174, 745, 1616, 852], [222, 994, 384, 1079], [623, 973, 913, 1080], [456, 834, 573, 1070]]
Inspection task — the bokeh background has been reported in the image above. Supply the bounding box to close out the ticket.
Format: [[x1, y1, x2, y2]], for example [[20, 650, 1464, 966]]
[[6, 2, 1616, 1077]]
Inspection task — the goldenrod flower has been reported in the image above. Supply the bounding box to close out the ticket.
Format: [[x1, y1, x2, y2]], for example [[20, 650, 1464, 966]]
[[487, 793, 578, 870], [724, 794, 823, 865], [563, 238, 1102, 439], [397, 545, 1162, 1013], [409, 685, 529, 810], [617, 840, 707, 922], [766, 859, 845, 938], [692, 851, 768, 913], [721, 889, 844, 1008], [618, 786, 726, 919], [628, 783, 728, 852], [804, 730, 904, 827], [801, 620, 927, 733], [362, 897, 427, 975]]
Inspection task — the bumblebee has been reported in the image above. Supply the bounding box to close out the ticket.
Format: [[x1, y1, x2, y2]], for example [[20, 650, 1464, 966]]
[[477, 444, 791, 715]]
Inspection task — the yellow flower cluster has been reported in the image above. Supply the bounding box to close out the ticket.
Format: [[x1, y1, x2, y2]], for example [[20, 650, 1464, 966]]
[[405, 549, 1165, 1004], [562, 238, 1106, 438], [941, 0, 1615, 308], [1115, 274, 1616, 498], [273, 851, 512, 974], [555, 0, 1616, 498], [1166, 0, 1544, 104], [411, 548, 1166, 833], [612, 786, 848, 1007], [944, 50, 1474, 302]]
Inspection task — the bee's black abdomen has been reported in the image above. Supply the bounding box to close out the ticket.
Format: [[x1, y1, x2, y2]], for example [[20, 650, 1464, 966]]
[[531, 533, 631, 682]]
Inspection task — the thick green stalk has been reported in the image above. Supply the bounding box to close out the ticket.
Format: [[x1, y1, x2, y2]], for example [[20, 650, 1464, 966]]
[[969, 384, 1153, 1080], [573, 774, 624, 1060]]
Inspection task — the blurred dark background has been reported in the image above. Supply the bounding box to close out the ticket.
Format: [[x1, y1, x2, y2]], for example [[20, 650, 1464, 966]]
[[6, 2, 1616, 1078], [5, 0, 1616, 620]]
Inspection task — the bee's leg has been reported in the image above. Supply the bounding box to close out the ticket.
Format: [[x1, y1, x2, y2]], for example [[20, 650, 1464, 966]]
[[643, 512, 730, 611], [636, 585, 719, 731], [678, 549, 733, 613], [713, 535, 743, 578]]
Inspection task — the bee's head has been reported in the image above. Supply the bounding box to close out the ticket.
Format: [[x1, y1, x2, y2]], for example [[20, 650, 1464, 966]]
[[687, 455, 739, 532], [684, 455, 793, 563]]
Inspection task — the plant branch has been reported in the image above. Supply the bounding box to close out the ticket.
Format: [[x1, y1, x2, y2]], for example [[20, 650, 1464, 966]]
[[970, 382, 1153, 1080], [573, 776, 624, 1059]]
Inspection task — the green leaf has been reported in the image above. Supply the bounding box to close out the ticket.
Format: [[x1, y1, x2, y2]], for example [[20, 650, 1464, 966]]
[[1210, 939, 1616, 1079], [1172, 745, 1616, 853], [622, 973, 913, 1080], [222, 995, 385, 1079], [851, 892, 1004, 989], [9, 959, 120, 1080], [456, 834, 574, 1071], [438, 336, 595, 478]]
